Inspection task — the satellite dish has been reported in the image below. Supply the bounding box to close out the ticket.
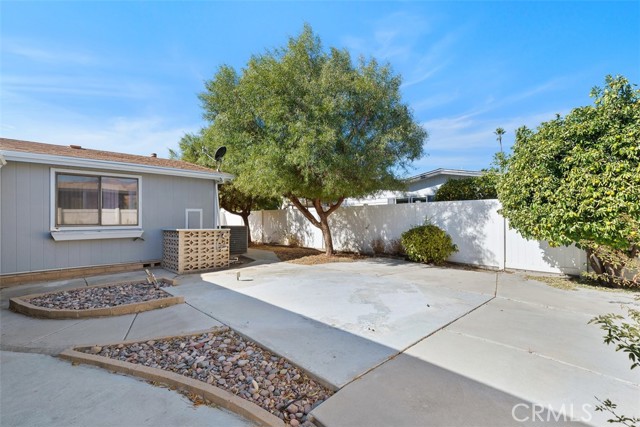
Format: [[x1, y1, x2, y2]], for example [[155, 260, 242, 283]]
[[214, 146, 227, 162], [201, 146, 227, 172]]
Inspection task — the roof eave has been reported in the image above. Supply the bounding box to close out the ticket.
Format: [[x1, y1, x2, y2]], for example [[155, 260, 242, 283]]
[[406, 168, 483, 182], [0, 150, 234, 182]]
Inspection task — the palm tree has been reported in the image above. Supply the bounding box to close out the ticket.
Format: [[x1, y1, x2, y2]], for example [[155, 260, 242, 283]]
[[494, 127, 506, 153]]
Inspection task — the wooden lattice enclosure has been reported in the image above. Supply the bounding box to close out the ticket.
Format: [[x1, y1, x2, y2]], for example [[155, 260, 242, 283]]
[[162, 229, 230, 274]]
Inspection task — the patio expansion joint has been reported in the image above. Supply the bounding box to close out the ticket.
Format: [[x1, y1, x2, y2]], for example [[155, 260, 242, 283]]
[[446, 329, 640, 388], [123, 313, 138, 341], [27, 319, 86, 344], [339, 284, 499, 390], [495, 294, 638, 318], [184, 301, 228, 326]]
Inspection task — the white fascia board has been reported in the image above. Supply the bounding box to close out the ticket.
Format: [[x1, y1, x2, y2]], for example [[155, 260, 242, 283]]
[[1, 150, 234, 182]]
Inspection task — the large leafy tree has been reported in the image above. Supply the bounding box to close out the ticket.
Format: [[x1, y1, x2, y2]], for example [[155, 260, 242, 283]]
[[498, 75, 640, 286], [177, 132, 280, 243], [199, 25, 427, 254]]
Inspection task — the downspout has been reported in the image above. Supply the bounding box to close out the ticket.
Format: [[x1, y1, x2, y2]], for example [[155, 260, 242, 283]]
[[213, 180, 220, 229], [0, 153, 5, 275]]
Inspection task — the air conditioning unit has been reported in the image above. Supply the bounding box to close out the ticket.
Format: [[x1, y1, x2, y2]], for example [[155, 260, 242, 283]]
[[222, 226, 248, 254]]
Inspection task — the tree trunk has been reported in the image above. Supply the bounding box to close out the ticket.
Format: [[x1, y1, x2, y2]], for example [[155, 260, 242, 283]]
[[319, 215, 334, 256], [240, 212, 252, 244], [287, 195, 344, 256], [585, 244, 640, 287], [586, 247, 604, 275]]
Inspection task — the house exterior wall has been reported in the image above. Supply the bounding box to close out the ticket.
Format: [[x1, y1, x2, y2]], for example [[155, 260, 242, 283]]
[[344, 173, 473, 206], [0, 161, 216, 275]]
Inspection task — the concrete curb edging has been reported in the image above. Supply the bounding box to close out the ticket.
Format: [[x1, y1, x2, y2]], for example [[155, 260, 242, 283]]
[[9, 278, 184, 319], [59, 348, 285, 427]]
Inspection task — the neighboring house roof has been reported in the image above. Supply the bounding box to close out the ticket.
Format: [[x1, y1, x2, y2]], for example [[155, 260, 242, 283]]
[[405, 168, 483, 183], [0, 138, 233, 182]]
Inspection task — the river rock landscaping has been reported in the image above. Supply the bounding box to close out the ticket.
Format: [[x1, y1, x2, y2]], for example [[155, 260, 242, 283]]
[[25, 281, 172, 310], [82, 326, 332, 426]]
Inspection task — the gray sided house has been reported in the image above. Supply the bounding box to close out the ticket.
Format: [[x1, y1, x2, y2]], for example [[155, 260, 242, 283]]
[[0, 138, 232, 280]]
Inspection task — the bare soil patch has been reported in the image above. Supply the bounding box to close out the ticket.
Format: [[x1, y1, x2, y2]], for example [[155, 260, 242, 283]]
[[251, 244, 366, 265]]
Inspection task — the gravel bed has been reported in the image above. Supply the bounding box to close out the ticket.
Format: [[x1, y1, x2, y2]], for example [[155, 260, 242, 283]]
[[26, 281, 172, 310], [83, 327, 332, 426]]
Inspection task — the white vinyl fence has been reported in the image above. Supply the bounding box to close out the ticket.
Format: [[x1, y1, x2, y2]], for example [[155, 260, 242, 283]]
[[221, 200, 587, 275]]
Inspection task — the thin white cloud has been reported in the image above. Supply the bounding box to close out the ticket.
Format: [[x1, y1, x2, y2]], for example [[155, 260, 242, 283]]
[[2, 39, 98, 66], [410, 91, 460, 111], [0, 92, 197, 158], [1, 75, 159, 99], [421, 109, 569, 154]]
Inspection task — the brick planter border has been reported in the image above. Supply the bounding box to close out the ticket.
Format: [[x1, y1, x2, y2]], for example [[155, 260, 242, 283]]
[[9, 278, 183, 319]]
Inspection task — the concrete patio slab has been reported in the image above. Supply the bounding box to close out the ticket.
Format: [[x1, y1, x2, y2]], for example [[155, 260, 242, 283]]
[[312, 271, 639, 427], [402, 330, 639, 426], [0, 308, 135, 354], [311, 352, 586, 427], [246, 248, 281, 263], [2, 260, 637, 427], [445, 296, 640, 381], [167, 280, 395, 389], [208, 266, 491, 349], [313, 259, 498, 296], [497, 273, 638, 316], [25, 314, 136, 353], [166, 260, 495, 388], [84, 268, 177, 286], [125, 302, 223, 341], [0, 351, 255, 427], [0, 309, 84, 351]]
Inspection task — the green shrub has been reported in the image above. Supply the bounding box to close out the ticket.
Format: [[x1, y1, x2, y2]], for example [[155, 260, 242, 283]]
[[434, 175, 497, 201], [401, 224, 457, 264]]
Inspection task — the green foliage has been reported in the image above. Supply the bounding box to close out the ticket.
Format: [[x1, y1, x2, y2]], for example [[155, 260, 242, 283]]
[[401, 224, 457, 264], [591, 305, 640, 370], [498, 75, 640, 285], [594, 398, 640, 427], [434, 175, 497, 201], [591, 299, 640, 426], [198, 24, 427, 254]]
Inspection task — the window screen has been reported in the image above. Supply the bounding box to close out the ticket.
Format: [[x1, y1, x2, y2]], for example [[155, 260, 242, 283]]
[[56, 173, 139, 226]]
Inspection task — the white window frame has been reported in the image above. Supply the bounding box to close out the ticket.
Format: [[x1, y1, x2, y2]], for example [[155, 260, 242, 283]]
[[50, 168, 143, 232], [185, 209, 203, 229]]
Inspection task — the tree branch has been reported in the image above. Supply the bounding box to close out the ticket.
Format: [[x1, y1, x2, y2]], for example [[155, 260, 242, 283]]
[[325, 197, 345, 216], [287, 195, 321, 228]]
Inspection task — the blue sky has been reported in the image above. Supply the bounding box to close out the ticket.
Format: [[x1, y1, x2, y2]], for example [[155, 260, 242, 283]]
[[1, 1, 638, 174]]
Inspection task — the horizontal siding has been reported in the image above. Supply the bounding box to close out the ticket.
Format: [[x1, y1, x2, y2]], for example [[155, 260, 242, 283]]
[[1, 162, 216, 275]]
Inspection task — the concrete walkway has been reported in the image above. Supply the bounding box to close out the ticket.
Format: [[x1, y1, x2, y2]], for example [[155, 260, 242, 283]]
[[0, 270, 222, 354], [1, 259, 639, 426], [0, 351, 254, 427]]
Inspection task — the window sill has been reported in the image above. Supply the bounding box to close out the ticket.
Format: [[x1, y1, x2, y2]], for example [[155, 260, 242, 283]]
[[51, 230, 144, 241]]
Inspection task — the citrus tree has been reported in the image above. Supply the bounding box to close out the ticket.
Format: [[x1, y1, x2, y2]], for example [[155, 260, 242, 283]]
[[498, 75, 640, 286]]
